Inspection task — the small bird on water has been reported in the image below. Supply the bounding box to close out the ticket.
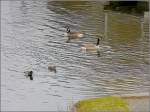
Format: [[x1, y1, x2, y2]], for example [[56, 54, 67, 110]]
[[48, 65, 57, 73], [24, 71, 33, 80]]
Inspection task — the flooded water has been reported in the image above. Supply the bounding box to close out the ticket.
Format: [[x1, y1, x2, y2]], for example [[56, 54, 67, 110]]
[[1, 0, 149, 111]]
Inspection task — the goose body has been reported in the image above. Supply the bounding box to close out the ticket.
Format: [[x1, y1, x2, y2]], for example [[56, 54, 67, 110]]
[[81, 38, 100, 52], [65, 26, 84, 42], [65, 32, 83, 39], [24, 71, 33, 80]]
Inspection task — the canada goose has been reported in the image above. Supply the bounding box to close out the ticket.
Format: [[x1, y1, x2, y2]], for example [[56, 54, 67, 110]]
[[24, 71, 33, 80], [48, 65, 56, 73], [65, 26, 84, 43], [81, 38, 101, 52]]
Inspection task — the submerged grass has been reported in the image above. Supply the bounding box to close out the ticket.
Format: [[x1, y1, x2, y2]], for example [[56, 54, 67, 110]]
[[75, 96, 130, 112]]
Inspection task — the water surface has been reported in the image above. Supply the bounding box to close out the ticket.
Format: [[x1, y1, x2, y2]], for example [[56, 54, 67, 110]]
[[1, 1, 149, 111]]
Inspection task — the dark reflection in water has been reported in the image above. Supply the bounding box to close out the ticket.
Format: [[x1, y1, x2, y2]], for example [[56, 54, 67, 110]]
[[1, 0, 149, 111]]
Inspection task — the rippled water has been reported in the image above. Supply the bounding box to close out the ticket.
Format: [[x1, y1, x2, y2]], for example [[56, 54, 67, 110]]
[[1, 1, 149, 111]]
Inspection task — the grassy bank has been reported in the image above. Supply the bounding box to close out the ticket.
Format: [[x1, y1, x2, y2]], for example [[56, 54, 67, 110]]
[[74, 93, 149, 112], [75, 96, 130, 112]]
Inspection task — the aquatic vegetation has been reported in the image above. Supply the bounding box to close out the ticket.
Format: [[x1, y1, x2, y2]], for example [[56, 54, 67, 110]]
[[75, 96, 130, 112], [104, 1, 149, 15]]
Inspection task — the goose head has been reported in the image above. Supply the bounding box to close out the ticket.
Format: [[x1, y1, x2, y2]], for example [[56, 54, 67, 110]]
[[66, 26, 70, 33], [96, 38, 100, 46]]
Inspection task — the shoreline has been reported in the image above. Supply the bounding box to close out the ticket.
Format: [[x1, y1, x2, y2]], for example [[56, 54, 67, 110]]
[[73, 92, 150, 112]]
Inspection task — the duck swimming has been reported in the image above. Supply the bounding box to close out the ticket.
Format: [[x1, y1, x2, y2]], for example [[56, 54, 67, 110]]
[[65, 26, 84, 43], [81, 38, 101, 52], [48, 65, 56, 73], [24, 71, 33, 80]]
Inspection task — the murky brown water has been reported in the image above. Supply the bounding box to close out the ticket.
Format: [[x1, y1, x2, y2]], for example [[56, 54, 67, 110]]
[[1, 1, 149, 111]]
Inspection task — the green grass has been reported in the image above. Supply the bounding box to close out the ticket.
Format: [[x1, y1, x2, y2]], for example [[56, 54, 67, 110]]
[[75, 96, 130, 112]]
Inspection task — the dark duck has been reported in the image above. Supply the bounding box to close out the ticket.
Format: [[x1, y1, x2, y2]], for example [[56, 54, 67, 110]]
[[24, 71, 33, 80]]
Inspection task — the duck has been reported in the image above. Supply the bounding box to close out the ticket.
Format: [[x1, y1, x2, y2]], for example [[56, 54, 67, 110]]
[[81, 38, 101, 53], [64, 26, 84, 43], [48, 65, 56, 73], [24, 71, 33, 80]]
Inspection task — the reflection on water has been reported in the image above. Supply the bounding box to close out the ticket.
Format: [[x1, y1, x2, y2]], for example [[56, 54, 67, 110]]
[[1, 0, 149, 111]]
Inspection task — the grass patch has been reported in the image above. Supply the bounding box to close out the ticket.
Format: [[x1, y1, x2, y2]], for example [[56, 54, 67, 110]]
[[75, 96, 130, 112]]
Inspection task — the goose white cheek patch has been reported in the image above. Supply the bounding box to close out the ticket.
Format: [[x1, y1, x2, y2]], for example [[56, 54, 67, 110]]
[[78, 34, 84, 38], [64, 33, 68, 36]]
